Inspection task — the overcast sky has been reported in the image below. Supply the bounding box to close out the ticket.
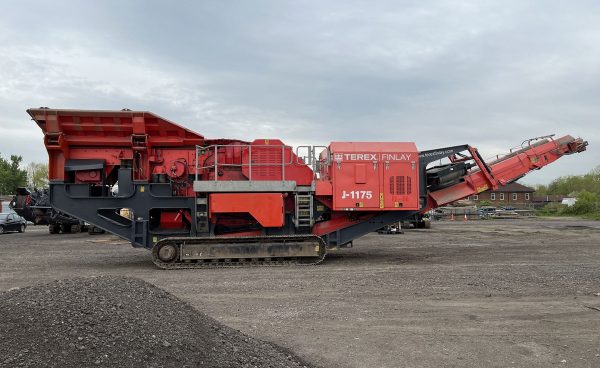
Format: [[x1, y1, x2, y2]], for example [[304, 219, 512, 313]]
[[1, 0, 598, 184]]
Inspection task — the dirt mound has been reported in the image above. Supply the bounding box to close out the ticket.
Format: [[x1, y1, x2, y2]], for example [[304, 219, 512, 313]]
[[0, 276, 314, 368]]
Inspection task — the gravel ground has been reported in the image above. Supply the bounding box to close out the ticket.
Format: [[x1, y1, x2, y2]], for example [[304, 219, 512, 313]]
[[0, 217, 599, 367], [0, 276, 314, 368]]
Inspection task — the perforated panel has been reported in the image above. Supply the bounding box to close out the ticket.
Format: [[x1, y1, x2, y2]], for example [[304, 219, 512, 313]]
[[252, 147, 283, 180], [383, 163, 418, 209], [389, 176, 412, 195]]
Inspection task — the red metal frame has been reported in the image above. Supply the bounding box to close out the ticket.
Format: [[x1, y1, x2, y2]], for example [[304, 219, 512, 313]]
[[27, 108, 587, 241], [423, 136, 587, 212]]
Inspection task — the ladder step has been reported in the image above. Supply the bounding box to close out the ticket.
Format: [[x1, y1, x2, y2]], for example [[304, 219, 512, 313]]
[[196, 195, 210, 234], [295, 193, 313, 229]]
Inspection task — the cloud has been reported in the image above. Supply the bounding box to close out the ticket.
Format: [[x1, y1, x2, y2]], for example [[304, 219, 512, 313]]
[[0, 0, 598, 184]]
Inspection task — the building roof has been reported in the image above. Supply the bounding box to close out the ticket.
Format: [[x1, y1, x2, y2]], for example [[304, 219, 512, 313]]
[[490, 182, 535, 193]]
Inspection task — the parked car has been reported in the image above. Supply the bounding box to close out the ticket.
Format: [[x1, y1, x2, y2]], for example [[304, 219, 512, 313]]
[[0, 213, 27, 234], [428, 209, 444, 221], [477, 206, 497, 219]]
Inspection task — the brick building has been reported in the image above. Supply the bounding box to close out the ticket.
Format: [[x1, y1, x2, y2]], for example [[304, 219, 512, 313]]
[[465, 182, 535, 208], [0, 196, 12, 212]]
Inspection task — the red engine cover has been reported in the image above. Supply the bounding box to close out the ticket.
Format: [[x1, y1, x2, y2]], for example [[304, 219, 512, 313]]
[[327, 142, 420, 211]]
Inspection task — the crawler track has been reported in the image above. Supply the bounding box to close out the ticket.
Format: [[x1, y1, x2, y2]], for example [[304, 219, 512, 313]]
[[152, 234, 327, 269]]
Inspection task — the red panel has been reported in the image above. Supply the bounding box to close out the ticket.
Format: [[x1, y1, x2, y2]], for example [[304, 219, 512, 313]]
[[27, 109, 206, 182], [132, 117, 146, 134], [209, 193, 284, 227], [312, 212, 376, 236], [329, 142, 418, 157], [159, 211, 188, 229], [354, 164, 367, 183], [382, 162, 419, 209], [327, 142, 419, 211], [27, 109, 205, 146], [241, 139, 313, 185], [315, 180, 332, 196], [333, 161, 380, 209]]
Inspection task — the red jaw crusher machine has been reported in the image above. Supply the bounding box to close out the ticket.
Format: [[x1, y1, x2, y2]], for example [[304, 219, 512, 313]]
[[27, 108, 587, 268]]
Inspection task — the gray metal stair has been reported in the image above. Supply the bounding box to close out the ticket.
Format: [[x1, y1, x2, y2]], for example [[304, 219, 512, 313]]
[[294, 194, 313, 230]]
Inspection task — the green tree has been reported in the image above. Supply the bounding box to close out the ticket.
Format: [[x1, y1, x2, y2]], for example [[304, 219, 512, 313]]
[[563, 191, 600, 215], [539, 166, 600, 196], [0, 153, 27, 195], [533, 184, 548, 196], [535, 167, 600, 220], [27, 162, 49, 188]]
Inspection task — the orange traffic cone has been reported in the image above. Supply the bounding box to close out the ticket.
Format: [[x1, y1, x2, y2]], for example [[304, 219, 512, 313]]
[[464, 213, 468, 221], [450, 213, 455, 221]]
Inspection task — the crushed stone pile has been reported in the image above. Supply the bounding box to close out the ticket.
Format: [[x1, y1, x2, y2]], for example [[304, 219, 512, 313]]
[[0, 276, 315, 368]]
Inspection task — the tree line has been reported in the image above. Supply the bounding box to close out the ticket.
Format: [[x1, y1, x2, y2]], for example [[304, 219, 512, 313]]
[[534, 166, 600, 196], [0, 153, 48, 196], [534, 166, 600, 219]]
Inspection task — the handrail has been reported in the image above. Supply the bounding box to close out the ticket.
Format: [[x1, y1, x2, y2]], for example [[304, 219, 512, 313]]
[[484, 135, 556, 163], [195, 144, 295, 182], [295, 145, 329, 171]]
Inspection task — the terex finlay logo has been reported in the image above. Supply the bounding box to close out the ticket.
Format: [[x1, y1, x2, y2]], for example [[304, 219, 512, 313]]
[[333, 153, 413, 162]]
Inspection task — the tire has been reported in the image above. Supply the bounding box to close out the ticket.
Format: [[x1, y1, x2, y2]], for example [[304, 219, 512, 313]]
[[71, 224, 82, 233], [156, 242, 179, 263], [19, 224, 25, 233], [60, 224, 71, 233], [0, 225, 4, 234]]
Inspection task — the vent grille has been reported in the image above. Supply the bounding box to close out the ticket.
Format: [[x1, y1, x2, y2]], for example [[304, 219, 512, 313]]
[[397, 176, 405, 194], [389, 176, 412, 195], [252, 148, 282, 180]]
